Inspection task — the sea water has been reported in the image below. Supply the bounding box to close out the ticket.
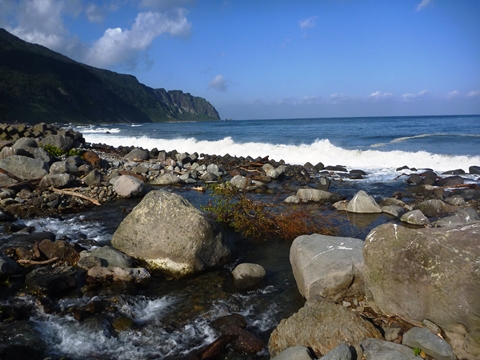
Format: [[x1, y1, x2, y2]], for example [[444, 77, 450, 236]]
[[74, 115, 480, 178]]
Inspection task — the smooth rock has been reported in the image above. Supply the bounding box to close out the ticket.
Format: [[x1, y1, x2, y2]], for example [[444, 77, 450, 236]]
[[290, 234, 364, 303], [400, 209, 430, 225], [361, 338, 417, 360], [231, 263, 266, 290], [271, 345, 316, 360], [346, 190, 382, 214], [113, 175, 144, 197], [402, 327, 455, 360]]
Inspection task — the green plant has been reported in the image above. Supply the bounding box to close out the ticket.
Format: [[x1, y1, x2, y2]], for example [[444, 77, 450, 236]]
[[41, 144, 84, 158], [202, 184, 336, 241], [413, 347, 426, 358]]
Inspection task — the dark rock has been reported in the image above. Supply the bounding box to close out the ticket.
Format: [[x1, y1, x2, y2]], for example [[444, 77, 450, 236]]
[[469, 165, 480, 175], [223, 325, 265, 355], [210, 314, 247, 331], [37, 239, 79, 264], [442, 169, 465, 175], [435, 175, 464, 187], [0, 321, 47, 360], [24, 265, 77, 296]]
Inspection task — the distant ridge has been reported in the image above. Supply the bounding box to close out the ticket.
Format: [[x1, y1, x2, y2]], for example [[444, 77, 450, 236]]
[[0, 28, 220, 124]]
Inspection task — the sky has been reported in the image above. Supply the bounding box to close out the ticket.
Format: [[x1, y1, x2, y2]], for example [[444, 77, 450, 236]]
[[1, 0, 479, 120]]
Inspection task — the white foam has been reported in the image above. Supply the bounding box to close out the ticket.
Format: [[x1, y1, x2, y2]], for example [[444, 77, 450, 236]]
[[83, 133, 480, 174]]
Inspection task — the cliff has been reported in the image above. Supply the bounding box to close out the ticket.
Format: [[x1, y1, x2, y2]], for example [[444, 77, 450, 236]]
[[0, 28, 220, 124]]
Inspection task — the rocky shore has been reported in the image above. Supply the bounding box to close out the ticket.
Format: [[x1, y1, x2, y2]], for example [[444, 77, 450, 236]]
[[1, 123, 479, 359]]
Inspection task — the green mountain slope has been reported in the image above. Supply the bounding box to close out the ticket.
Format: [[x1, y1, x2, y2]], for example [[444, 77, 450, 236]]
[[0, 28, 220, 124]]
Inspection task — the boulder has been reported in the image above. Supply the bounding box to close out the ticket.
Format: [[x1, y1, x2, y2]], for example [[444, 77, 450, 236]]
[[231, 263, 266, 290], [83, 246, 133, 268], [290, 234, 364, 303], [268, 300, 382, 358], [435, 175, 464, 187], [400, 209, 430, 225], [124, 148, 149, 161], [296, 188, 337, 203], [271, 345, 316, 360], [402, 327, 455, 360], [41, 134, 74, 152], [25, 265, 77, 296], [111, 190, 231, 277], [0, 155, 48, 179], [82, 169, 102, 186], [360, 338, 417, 360], [363, 222, 480, 360], [381, 205, 405, 218], [230, 175, 250, 189], [469, 165, 480, 175], [83, 150, 101, 168], [150, 172, 181, 185], [37, 239, 79, 264], [222, 325, 265, 354], [414, 199, 455, 218], [113, 175, 144, 197], [346, 190, 382, 214], [320, 344, 352, 360], [38, 173, 75, 190], [434, 208, 480, 227]]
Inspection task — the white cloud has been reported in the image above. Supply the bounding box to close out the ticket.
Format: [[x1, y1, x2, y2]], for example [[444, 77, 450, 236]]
[[139, 0, 196, 11], [416, 0, 433, 12], [208, 74, 228, 92], [299, 16, 317, 29], [467, 90, 480, 98], [446, 90, 461, 99], [85, 9, 191, 68], [368, 91, 394, 100], [401, 90, 429, 101]]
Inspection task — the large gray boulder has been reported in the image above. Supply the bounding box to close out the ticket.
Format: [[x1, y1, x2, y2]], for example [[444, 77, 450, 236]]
[[111, 190, 231, 277], [363, 222, 480, 360], [0, 155, 49, 179], [268, 300, 382, 358], [290, 234, 364, 303], [402, 327, 455, 360], [360, 338, 417, 360], [40, 134, 74, 152], [346, 190, 382, 213], [113, 175, 144, 197]]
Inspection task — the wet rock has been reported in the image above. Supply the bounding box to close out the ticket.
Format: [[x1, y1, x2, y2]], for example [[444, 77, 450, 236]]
[[290, 234, 364, 303], [363, 222, 480, 360], [402, 327, 455, 360], [295, 188, 338, 203], [37, 239, 79, 264], [0, 320, 47, 360], [317, 176, 331, 191], [400, 209, 430, 225], [0, 254, 18, 278], [434, 208, 480, 227], [84, 246, 133, 268], [86, 266, 151, 286], [210, 313, 247, 331], [223, 325, 265, 355], [469, 165, 480, 175], [346, 190, 382, 214], [361, 338, 417, 360], [435, 175, 464, 187], [111, 190, 231, 277], [24, 265, 77, 296], [231, 263, 266, 290], [268, 300, 382, 358], [381, 205, 405, 218]]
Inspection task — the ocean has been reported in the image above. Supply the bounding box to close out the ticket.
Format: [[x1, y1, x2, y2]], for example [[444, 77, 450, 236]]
[[74, 115, 480, 180]]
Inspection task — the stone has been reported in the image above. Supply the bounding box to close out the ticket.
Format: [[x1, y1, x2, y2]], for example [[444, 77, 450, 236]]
[[83, 150, 101, 168], [0, 155, 49, 179], [25, 265, 77, 296], [320, 344, 352, 360], [360, 338, 417, 360], [469, 165, 480, 175], [295, 188, 337, 203], [414, 199, 455, 218], [290, 234, 364, 303], [230, 175, 250, 189], [268, 300, 382, 358], [400, 209, 430, 225], [231, 263, 266, 290], [82, 169, 102, 186], [222, 325, 265, 355], [435, 175, 464, 187], [37, 239, 79, 264], [86, 246, 133, 268], [434, 208, 480, 227], [317, 176, 331, 191], [346, 190, 382, 213], [363, 222, 480, 360], [113, 175, 144, 197], [41, 134, 74, 152], [0, 254, 18, 279], [111, 190, 231, 277], [271, 345, 316, 360], [86, 266, 151, 286], [150, 172, 181, 185], [124, 148, 149, 161], [381, 205, 405, 218], [38, 173, 75, 190], [402, 327, 455, 360]]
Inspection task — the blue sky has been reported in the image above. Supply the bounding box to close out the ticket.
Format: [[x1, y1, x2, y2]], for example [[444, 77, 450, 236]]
[[1, 0, 479, 120]]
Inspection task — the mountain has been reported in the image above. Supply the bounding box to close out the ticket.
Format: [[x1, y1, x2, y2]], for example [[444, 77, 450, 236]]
[[0, 29, 220, 124]]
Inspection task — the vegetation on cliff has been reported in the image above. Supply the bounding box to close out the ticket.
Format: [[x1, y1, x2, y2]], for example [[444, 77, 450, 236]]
[[0, 28, 220, 124]]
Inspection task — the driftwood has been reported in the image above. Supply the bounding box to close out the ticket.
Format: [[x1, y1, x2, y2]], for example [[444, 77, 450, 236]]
[[0, 167, 25, 182], [50, 187, 101, 206], [17, 257, 59, 266]]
